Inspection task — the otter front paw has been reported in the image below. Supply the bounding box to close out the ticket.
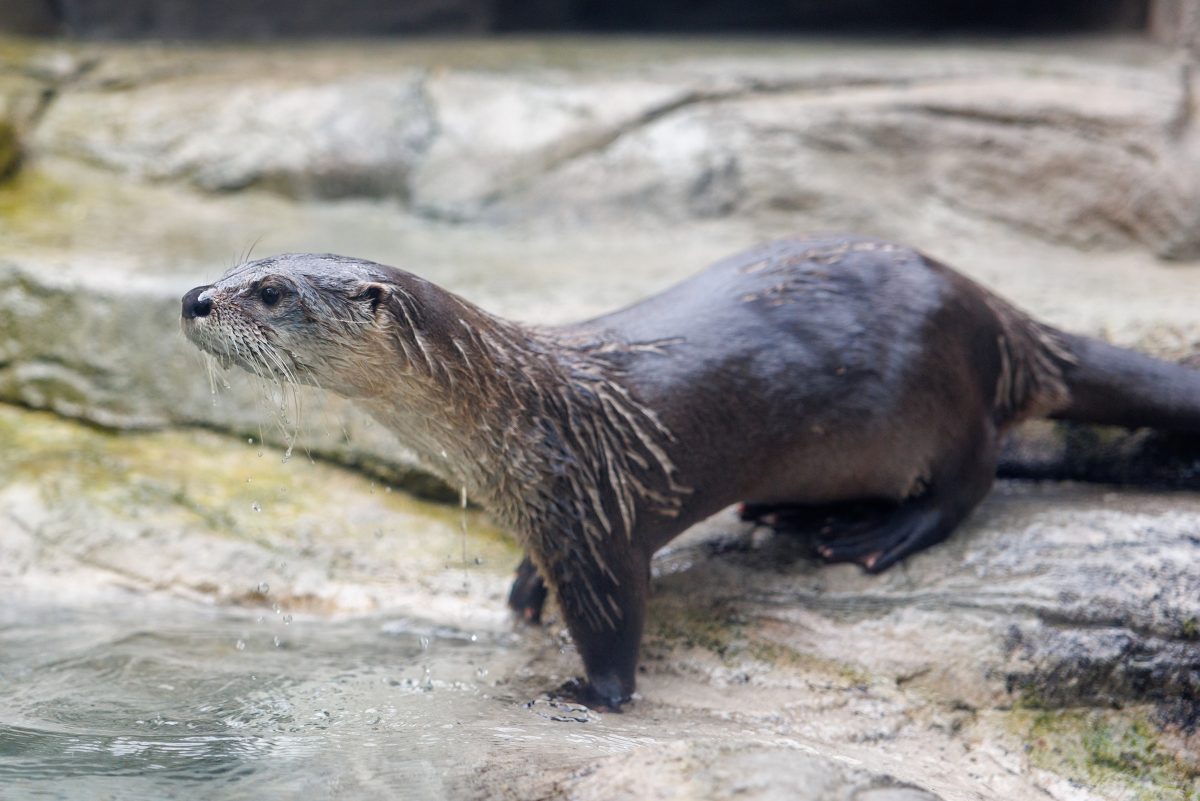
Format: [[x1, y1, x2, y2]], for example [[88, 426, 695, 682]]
[[506, 556, 548, 623], [553, 676, 630, 712]]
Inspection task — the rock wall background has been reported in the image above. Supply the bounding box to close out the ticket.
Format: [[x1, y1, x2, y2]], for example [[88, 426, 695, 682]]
[[2, 37, 1200, 476]]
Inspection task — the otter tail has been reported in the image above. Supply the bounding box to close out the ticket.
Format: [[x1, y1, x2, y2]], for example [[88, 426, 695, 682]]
[[1050, 332, 1200, 432]]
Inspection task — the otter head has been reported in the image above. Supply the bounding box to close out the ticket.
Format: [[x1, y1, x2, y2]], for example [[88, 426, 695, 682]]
[[181, 253, 419, 398]]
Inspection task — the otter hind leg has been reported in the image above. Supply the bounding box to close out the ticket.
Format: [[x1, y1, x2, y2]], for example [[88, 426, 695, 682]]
[[814, 502, 955, 572], [819, 434, 998, 573], [746, 427, 998, 573], [507, 556, 548, 623], [739, 499, 898, 537]]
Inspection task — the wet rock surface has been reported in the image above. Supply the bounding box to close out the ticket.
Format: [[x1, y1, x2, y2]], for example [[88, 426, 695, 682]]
[[0, 406, 519, 619], [3, 405, 1198, 800], [0, 35, 1198, 800]]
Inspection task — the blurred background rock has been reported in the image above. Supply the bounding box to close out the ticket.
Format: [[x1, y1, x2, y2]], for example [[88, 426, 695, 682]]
[[1, 0, 1198, 474]]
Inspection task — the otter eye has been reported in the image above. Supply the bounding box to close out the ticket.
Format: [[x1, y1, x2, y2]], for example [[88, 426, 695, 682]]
[[260, 286, 282, 306]]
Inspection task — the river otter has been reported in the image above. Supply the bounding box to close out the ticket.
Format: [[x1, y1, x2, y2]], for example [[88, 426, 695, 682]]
[[180, 236, 1200, 709]]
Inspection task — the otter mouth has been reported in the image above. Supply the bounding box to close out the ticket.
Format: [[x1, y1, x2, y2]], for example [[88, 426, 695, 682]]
[[182, 314, 305, 385], [182, 319, 242, 370]]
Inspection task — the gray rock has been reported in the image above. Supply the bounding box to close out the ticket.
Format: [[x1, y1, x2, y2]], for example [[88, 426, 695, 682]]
[[650, 480, 1200, 718], [21, 42, 1200, 256], [526, 742, 944, 801], [35, 70, 436, 199], [1151, 0, 1200, 53], [0, 404, 519, 620], [486, 67, 1199, 258], [408, 70, 692, 219]]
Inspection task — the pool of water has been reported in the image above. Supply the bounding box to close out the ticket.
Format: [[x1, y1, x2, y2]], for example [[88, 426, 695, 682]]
[[0, 592, 661, 801]]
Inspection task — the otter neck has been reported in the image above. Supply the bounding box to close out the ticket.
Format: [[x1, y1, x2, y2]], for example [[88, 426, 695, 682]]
[[356, 304, 687, 543]]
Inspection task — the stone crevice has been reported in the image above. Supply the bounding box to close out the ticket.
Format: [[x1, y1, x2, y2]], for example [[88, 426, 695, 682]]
[[465, 72, 972, 214]]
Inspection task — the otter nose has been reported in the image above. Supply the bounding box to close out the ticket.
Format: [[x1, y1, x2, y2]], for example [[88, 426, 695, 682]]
[[182, 285, 213, 319]]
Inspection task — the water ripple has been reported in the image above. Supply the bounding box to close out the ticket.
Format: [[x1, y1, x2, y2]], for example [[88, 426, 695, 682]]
[[0, 723, 286, 781], [0, 597, 660, 799]]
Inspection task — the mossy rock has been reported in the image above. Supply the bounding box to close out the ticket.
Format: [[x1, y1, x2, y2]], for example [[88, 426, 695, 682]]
[[1015, 708, 1200, 801], [0, 403, 519, 614]]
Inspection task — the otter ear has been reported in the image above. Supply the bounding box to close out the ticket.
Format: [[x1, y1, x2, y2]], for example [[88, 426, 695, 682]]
[[354, 282, 389, 316]]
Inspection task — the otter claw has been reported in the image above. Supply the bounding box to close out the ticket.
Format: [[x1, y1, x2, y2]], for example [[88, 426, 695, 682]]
[[817, 507, 945, 573]]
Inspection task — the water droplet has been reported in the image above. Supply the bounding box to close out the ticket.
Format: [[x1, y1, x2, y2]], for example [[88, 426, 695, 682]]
[[256, 615, 265, 624], [272, 603, 281, 614], [235, 639, 246, 651], [257, 582, 269, 594], [283, 614, 293, 625], [273, 636, 281, 647], [473, 556, 484, 565], [469, 634, 478, 642], [475, 667, 488, 679], [419, 636, 430, 650], [251, 501, 262, 513], [248, 437, 255, 445], [459, 486, 470, 582], [246, 477, 252, 484]]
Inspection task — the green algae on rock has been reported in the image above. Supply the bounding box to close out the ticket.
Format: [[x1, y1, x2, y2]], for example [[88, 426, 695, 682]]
[[1014, 708, 1200, 801], [0, 403, 519, 619]]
